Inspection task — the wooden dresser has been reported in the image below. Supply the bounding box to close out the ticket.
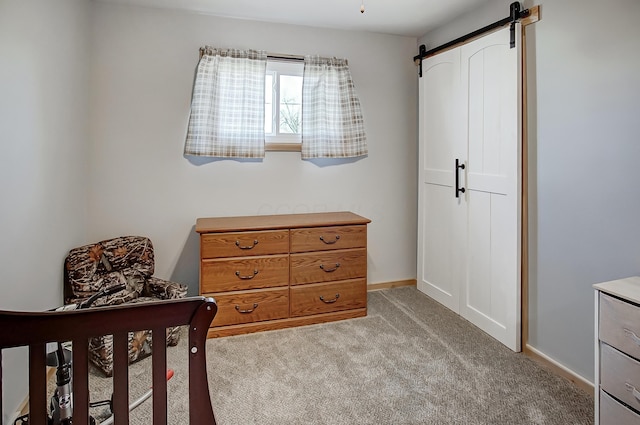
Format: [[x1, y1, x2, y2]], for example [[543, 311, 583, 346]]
[[594, 276, 640, 424], [196, 212, 370, 338]]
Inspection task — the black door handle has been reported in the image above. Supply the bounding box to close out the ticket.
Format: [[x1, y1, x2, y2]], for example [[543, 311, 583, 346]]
[[455, 159, 465, 198]]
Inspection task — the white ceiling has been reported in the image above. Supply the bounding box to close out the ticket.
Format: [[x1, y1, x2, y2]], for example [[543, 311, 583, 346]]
[[96, 0, 493, 37]]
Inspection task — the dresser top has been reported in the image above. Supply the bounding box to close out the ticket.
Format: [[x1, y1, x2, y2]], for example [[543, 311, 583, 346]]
[[594, 276, 640, 304], [196, 211, 371, 233]]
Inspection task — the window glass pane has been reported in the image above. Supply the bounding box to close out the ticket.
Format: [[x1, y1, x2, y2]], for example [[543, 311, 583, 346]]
[[279, 75, 302, 134], [264, 74, 273, 134], [280, 104, 301, 134]]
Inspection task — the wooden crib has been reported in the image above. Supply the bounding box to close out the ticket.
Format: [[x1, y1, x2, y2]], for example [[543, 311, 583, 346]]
[[0, 296, 217, 425]]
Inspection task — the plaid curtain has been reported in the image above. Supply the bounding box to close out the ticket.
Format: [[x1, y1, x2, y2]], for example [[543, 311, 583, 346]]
[[301, 56, 368, 159], [184, 47, 267, 158]]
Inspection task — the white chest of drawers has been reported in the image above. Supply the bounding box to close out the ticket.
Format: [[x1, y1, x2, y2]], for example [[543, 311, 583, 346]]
[[594, 276, 640, 424]]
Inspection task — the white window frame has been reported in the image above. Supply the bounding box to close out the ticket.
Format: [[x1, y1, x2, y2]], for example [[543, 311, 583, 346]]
[[265, 59, 304, 152]]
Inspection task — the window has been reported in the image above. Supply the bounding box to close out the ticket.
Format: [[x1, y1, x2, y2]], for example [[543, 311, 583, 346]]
[[185, 48, 367, 159], [265, 59, 304, 148]]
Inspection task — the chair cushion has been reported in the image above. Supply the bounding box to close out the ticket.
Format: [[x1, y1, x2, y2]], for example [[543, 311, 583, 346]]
[[65, 236, 154, 303], [99, 236, 155, 276]]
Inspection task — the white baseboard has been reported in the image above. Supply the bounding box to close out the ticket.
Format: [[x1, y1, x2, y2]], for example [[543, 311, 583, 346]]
[[524, 344, 594, 396]]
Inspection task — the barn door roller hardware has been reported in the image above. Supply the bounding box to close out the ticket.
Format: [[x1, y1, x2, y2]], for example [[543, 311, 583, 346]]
[[414, 1, 530, 77]]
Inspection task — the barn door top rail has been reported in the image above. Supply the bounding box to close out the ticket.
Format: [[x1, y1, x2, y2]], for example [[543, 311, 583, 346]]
[[413, 1, 530, 77]]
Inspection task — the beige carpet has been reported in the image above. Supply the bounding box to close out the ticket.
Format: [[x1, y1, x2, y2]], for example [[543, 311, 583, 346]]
[[87, 287, 593, 424]]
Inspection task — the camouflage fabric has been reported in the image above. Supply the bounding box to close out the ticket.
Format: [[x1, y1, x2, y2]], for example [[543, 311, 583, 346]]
[[144, 276, 188, 300], [87, 298, 182, 376], [63, 236, 188, 376]]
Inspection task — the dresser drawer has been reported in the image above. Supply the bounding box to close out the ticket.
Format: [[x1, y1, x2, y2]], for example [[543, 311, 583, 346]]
[[201, 230, 289, 258], [600, 293, 640, 359], [290, 225, 367, 253], [600, 389, 640, 425], [290, 279, 367, 317], [201, 255, 289, 293], [601, 342, 640, 412], [290, 248, 367, 285], [209, 288, 289, 327]]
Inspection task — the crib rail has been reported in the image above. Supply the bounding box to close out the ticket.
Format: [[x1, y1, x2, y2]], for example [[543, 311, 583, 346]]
[[0, 297, 217, 425]]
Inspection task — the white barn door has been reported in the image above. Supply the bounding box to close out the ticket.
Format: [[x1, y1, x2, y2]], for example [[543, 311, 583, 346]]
[[417, 47, 462, 313], [418, 25, 522, 351]]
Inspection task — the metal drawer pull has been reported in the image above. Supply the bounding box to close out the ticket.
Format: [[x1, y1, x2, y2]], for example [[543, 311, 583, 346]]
[[320, 294, 340, 304], [235, 303, 258, 314], [236, 240, 259, 250], [235, 270, 259, 280], [623, 328, 640, 346], [625, 383, 640, 402], [320, 235, 340, 244], [320, 263, 341, 272]]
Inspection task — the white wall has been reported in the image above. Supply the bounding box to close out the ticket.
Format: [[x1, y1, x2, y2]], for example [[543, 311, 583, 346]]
[[420, 0, 640, 383], [88, 2, 419, 294], [0, 0, 90, 421]]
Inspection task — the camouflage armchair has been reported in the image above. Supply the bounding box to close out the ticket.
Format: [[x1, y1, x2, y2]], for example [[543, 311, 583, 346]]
[[64, 236, 188, 376]]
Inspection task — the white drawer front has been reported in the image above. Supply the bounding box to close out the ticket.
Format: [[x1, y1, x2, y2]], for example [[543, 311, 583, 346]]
[[600, 293, 640, 359], [600, 389, 640, 425], [601, 343, 640, 412]]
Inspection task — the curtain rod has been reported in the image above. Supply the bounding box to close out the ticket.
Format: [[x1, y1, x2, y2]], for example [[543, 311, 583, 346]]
[[413, 1, 530, 77], [267, 53, 304, 62], [198, 48, 304, 61]]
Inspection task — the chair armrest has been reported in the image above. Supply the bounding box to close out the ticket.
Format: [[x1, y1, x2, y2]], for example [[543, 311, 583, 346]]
[[143, 277, 188, 300]]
